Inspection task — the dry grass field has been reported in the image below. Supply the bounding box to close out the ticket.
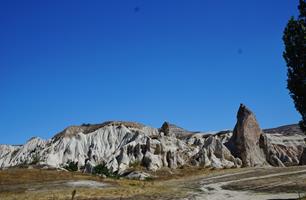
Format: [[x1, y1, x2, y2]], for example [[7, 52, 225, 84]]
[[0, 167, 237, 200], [1, 166, 306, 200]]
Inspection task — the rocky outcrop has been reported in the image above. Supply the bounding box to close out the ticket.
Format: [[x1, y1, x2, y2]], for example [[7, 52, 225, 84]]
[[226, 104, 306, 167], [0, 121, 241, 172], [192, 136, 241, 168], [263, 125, 305, 166], [159, 122, 193, 138], [260, 132, 304, 166], [125, 171, 151, 180], [226, 104, 268, 167], [0, 105, 305, 174]]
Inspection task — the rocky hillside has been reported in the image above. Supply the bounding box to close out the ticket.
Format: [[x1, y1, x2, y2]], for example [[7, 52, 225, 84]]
[[0, 105, 305, 175], [264, 124, 304, 136]]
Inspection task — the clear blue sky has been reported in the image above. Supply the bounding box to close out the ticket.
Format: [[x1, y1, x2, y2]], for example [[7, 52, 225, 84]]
[[0, 0, 301, 144]]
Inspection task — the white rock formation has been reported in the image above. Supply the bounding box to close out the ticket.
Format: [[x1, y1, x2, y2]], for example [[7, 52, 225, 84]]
[[0, 121, 240, 173], [0, 106, 305, 174]]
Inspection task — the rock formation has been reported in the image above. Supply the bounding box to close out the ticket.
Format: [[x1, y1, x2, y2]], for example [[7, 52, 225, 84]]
[[226, 104, 305, 167], [263, 124, 305, 166], [226, 104, 268, 167], [0, 121, 239, 173], [0, 104, 305, 175]]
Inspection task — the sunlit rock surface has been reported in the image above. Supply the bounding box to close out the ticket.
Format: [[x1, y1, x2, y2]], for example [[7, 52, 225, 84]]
[[0, 106, 305, 173]]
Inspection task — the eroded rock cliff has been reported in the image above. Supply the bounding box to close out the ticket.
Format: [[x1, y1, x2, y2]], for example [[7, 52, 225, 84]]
[[0, 105, 305, 174]]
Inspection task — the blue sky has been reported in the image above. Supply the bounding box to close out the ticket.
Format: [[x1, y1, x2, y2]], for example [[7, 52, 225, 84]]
[[0, 0, 301, 144]]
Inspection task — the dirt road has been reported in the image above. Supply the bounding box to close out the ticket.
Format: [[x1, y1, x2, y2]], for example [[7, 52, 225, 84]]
[[185, 167, 306, 200]]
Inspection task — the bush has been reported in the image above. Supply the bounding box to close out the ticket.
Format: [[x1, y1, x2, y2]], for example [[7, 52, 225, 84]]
[[93, 164, 119, 178], [64, 161, 78, 171]]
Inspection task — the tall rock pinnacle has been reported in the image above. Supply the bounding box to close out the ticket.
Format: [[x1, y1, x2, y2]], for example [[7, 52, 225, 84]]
[[227, 104, 268, 167]]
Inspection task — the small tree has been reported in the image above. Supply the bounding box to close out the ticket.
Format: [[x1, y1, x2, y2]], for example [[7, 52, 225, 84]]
[[283, 0, 306, 132]]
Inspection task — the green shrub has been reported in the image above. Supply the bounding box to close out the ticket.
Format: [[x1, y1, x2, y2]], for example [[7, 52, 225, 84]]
[[93, 164, 119, 178], [64, 161, 78, 171]]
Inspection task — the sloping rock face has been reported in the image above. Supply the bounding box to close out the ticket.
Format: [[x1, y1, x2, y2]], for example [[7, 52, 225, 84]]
[[190, 135, 242, 168], [226, 104, 268, 167], [264, 124, 304, 136], [263, 124, 305, 166], [261, 132, 305, 166]]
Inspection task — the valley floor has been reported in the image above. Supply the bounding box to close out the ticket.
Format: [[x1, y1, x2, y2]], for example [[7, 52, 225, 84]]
[[1, 166, 306, 200]]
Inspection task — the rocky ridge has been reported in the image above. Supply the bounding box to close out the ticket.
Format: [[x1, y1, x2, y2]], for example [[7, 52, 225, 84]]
[[0, 105, 305, 176]]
